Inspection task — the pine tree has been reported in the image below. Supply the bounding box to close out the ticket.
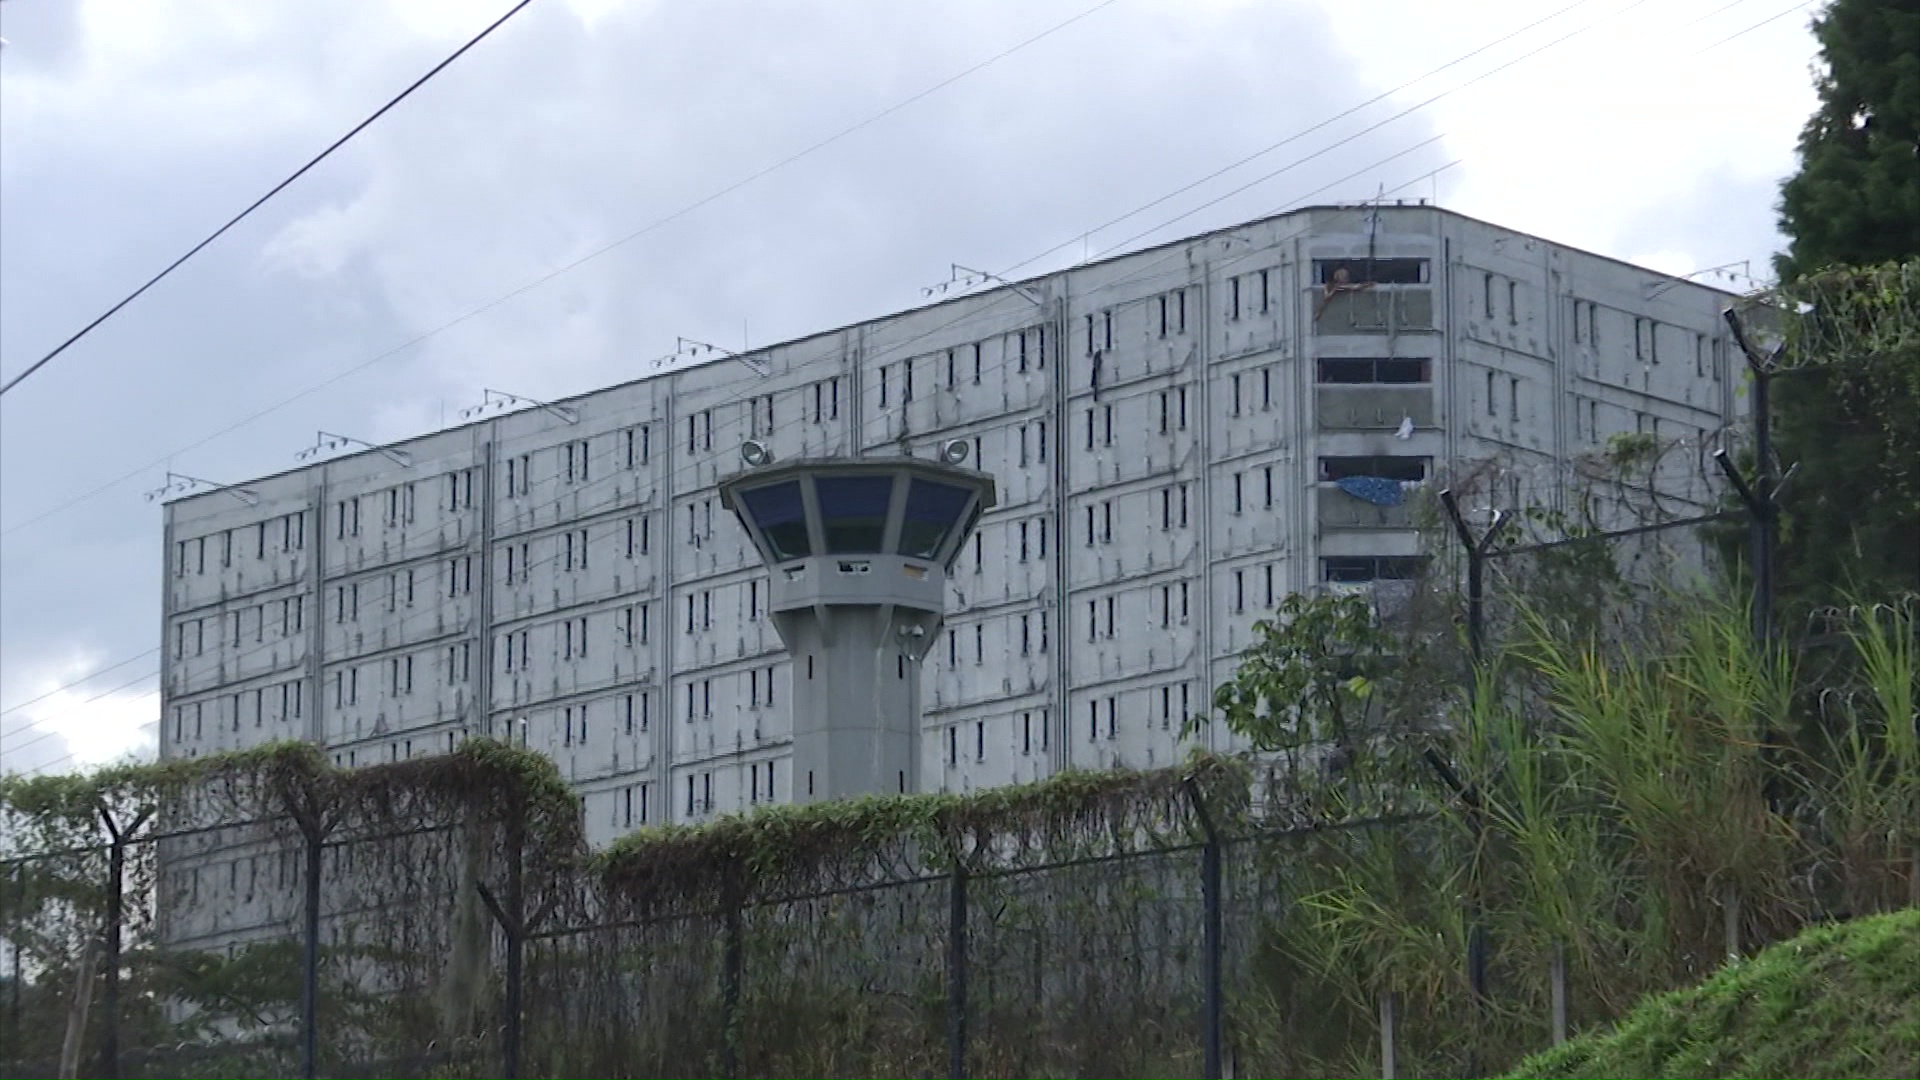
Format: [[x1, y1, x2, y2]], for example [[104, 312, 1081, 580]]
[[1778, 0, 1920, 279], [1764, 0, 1920, 610]]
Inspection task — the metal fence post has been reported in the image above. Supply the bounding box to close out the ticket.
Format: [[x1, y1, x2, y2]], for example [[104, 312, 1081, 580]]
[[948, 858, 969, 1080], [1550, 939, 1568, 1046], [475, 819, 528, 1079], [1720, 307, 1781, 649], [1438, 492, 1509, 1077], [1438, 491, 1507, 678], [721, 904, 742, 1079], [300, 822, 323, 1080], [1185, 779, 1223, 1080], [6, 862, 19, 1050], [95, 805, 149, 1080], [1378, 989, 1396, 1080]]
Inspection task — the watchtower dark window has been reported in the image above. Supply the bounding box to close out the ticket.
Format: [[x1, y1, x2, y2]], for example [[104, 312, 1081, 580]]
[[898, 479, 972, 559], [815, 476, 894, 553], [739, 481, 811, 560]]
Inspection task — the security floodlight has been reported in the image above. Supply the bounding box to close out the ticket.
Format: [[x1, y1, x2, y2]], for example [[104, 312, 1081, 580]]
[[741, 440, 772, 468], [721, 454, 996, 802], [939, 439, 970, 466]]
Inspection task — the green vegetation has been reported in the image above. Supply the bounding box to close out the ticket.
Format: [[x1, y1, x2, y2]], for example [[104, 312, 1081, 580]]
[[1508, 908, 1920, 1079], [1761, 0, 1920, 612], [2, 592, 1915, 1076], [1776, 0, 1920, 279], [594, 753, 1248, 916]]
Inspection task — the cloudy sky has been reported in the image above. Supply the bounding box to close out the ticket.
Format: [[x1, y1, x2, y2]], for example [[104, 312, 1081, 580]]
[[0, 0, 1818, 775]]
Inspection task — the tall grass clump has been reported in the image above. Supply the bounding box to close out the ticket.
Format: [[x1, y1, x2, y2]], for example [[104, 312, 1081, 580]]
[[1242, 590, 1920, 1077]]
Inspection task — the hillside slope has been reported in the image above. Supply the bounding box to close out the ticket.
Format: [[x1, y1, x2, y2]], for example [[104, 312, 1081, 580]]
[[1509, 908, 1920, 1079]]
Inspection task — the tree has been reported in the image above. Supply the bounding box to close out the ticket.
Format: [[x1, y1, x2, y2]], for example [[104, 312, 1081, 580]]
[[1195, 591, 1448, 818], [1777, 0, 1920, 281], [1765, 0, 1920, 610]]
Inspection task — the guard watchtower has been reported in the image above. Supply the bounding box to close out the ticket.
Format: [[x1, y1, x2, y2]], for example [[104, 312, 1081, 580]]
[[720, 442, 996, 803]]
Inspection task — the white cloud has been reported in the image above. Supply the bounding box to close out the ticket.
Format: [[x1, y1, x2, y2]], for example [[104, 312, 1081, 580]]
[[0, 647, 156, 776], [0, 0, 1824, 774]]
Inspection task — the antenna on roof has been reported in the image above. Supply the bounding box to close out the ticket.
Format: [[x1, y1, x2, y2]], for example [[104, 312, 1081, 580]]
[[921, 263, 1044, 308], [1365, 182, 1386, 279], [145, 471, 259, 507], [457, 388, 579, 425], [675, 336, 770, 377], [296, 431, 414, 468]]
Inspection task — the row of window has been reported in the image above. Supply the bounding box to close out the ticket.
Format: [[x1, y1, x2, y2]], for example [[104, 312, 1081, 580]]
[[172, 513, 307, 577], [944, 707, 1057, 765], [171, 596, 305, 658], [550, 691, 656, 747], [169, 680, 305, 741], [942, 610, 1055, 666], [1568, 299, 1725, 381], [880, 324, 1050, 410], [940, 680, 1196, 768], [172, 353, 1434, 584], [677, 667, 777, 721], [622, 782, 653, 827], [503, 426, 653, 497], [1084, 685, 1190, 740], [329, 557, 472, 624], [336, 471, 477, 539]]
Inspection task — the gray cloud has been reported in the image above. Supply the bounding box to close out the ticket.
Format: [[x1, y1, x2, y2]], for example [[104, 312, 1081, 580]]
[[0, 0, 1800, 774]]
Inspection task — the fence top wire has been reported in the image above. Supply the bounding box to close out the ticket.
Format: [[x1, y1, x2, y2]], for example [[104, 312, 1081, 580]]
[[531, 811, 1422, 942], [0, 815, 469, 869], [1489, 508, 1744, 559]]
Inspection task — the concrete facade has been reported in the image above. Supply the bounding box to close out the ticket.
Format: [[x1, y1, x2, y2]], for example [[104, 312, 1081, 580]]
[[155, 204, 1738, 948]]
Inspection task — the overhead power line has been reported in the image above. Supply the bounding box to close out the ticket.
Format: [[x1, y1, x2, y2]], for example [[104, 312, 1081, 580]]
[[2, 0, 1787, 773], [0, 0, 1125, 537], [0, 647, 159, 717], [0, 0, 541, 399], [0, 671, 159, 763]]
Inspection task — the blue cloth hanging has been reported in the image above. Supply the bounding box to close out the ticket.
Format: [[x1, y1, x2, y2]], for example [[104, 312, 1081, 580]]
[[1333, 475, 1406, 506]]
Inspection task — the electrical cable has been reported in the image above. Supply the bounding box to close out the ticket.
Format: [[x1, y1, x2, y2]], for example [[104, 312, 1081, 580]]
[[0, 0, 1127, 536], [0, 0, 542, 399], [0, 149, 1549, 769], [0, 152, 1491, 777], [1, 0, 1716, 540], [0, 646, 160, 717], [3, 678, 160, 762], [11, 0, 1776, 775]]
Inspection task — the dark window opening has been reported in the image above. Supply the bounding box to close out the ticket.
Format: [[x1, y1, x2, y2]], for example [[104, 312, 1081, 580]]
[[1313, 257, 1429, 285], [1321, 555, 1427, 582], [1316, 357, 1431, 384], [1318, 455, 1430, 482]]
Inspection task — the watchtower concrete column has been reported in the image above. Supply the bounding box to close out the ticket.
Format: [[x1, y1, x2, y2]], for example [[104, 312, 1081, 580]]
[[721, 448, 995, 803]]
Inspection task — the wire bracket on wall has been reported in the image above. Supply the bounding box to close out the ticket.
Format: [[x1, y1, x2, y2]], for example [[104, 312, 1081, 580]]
[[921, 263, 1045, 308], [296, 431, 414, 468], [144, 471, 260, 507], [675, 336, 770, 378], [458, 389, 579, 426]]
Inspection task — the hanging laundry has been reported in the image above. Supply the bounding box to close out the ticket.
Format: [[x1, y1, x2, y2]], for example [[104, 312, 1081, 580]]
[[1333, 476, 1406, 506]]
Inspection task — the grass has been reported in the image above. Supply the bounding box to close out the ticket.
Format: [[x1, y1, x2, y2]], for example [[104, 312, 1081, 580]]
[[1507, 908, 1920, 1079]]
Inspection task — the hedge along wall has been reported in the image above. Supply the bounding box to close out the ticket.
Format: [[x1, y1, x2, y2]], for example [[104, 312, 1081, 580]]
[[3, 744, 1270, 1077], [0, 740, 586, 1074]]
